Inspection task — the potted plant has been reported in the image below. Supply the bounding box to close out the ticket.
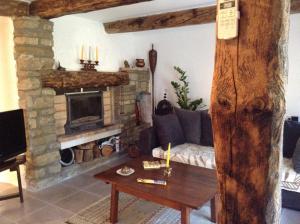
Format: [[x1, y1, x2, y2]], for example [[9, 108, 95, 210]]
[[171, 66, 204, 111]]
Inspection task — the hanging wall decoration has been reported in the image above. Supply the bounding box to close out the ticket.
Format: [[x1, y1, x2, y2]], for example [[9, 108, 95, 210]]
[[148, 44, 157, 113]]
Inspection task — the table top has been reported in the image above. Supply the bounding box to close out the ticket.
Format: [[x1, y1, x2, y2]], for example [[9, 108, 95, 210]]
[[94, 156, 217, 209]]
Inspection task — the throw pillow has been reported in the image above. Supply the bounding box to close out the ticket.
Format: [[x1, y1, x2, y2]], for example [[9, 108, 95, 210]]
[[283, 120, 300, 158], [293, 138, 300, 173], [174, 107, 201, 144], [153, 114, 185, 150], [200, 110, 214, 147]]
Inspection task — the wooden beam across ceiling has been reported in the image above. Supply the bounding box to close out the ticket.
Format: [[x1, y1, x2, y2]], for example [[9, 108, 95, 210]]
[[0, 0, 29, 17], [29, 0, 153, 19], [104, 0, 300, 34]]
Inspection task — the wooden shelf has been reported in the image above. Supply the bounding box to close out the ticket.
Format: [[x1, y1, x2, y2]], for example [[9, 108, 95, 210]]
[[41, 70, 129, 93], [58, 124, 122, 150]]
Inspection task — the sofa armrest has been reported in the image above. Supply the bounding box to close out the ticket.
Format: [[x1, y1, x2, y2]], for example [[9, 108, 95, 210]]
[[138, 127, 159, 155]]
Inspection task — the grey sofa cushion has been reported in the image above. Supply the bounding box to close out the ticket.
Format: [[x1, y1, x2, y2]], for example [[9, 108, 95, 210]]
[[174, 107, 201, 144], [200, 110, 214, 146], [293, 138, 300, 173], [153, 114, 185, 150]]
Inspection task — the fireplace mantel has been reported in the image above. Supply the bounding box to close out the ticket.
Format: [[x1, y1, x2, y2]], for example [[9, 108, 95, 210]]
[[41, 70, 129, 93]]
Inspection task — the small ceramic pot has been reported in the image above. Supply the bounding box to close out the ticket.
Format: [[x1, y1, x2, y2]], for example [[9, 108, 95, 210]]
[[136, 59, 145, 68]]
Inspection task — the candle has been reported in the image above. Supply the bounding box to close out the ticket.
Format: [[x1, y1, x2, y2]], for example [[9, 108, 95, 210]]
[[96, 47, 99, 61], [89, 46, 92, 61], [80, 45, 84, 60], [166, 143, 171, 168]]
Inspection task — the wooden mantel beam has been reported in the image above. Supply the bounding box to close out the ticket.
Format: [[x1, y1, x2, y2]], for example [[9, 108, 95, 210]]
[[29, 0, 153, 19], [104, 0, 300, 33], [0, 0, 29, 17], [41, 70, 129, 93]]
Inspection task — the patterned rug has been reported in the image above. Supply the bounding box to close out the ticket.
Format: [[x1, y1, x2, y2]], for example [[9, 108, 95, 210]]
[[66, 193, 214, 224]]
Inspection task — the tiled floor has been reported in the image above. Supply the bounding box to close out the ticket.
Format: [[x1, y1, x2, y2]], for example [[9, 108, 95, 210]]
[[0, 157, 299, 224]]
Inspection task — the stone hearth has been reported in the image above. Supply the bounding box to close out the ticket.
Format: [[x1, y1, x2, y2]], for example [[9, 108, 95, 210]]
[[13, 16, 150, 191]]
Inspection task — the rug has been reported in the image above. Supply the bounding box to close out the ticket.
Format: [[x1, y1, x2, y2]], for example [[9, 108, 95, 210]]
[[66, 193, 214, 224]]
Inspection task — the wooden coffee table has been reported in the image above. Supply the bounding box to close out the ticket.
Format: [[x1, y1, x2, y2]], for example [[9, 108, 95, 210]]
[[95, 156, 217, 224]]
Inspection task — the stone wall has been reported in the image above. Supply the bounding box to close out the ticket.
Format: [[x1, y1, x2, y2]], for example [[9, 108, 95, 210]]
[[54, 90, 113, 136], [13, 17, 61, 191], [115, 69, 151, 146]]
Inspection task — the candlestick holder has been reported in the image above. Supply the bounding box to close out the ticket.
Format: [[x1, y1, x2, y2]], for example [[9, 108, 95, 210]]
[[164, 167, 172, 177], [80, 59, 99, 71]]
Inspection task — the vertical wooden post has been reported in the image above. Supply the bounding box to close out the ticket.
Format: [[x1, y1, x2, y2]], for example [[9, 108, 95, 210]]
[[211, 1, 290, 223]]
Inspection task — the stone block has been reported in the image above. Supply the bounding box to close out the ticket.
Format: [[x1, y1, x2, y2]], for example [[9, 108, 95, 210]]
[[54, 111, 67, 120], [54, 95, 65, 104], [14, 37, 38, 45], [18, 77, 41, 91], [39, 38, 53, 47], [54, 103, 66, 112], [14, 18, 40, 29], [47, 162, 61, 175], [26, 168, 46, 180], [31, 151, 60, 167], [17, 71, 41, 78], [104, 105, 111, 111], [27, 145, 47, 156], [30, 134, 56, 147], [16, 55, 43, 71], [15, 45, 54, 58], [103, 97, 111, 106], [29, 129, 43, 138], [40, 58, 55, 70], [14, 29, 52, 39], [129, 73, 138, 81], [103, 91, 111, 98], [122, 85, 136, 92], [42, 88, 56, 96], [38, 116, 55, 126], [33, 96, 54, 109], [39, 108, 55, 116], [28, 111, 37, 118], [124, 104, 135, 114], [48, 142, 61, 151], [29, 118, 37, 129], [42, 126, 56, 135]]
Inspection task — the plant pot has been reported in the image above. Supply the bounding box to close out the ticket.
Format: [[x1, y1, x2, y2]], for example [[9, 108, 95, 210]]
[[136, 59, 145, 68]]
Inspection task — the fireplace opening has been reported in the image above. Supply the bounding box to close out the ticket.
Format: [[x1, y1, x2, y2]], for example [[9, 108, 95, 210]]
[[65, 91, 104, 134]]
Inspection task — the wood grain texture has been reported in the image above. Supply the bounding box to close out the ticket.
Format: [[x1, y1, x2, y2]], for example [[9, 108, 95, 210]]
[[29, 0, 152, 19], [104, 6, 216, 33], [0, 0, 29, 17], [41, 70, 129, 92], [104, 0, 299, 33], [210, 1, 289, 224]]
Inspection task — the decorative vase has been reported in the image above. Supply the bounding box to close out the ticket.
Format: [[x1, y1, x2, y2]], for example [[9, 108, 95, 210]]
[[135, 59, 145, 68]]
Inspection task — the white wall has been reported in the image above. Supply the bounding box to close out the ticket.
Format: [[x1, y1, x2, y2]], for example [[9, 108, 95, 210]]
[[0, 17, 18, 112], [286, 14, 300, 117], [52, 14, 300, 116]]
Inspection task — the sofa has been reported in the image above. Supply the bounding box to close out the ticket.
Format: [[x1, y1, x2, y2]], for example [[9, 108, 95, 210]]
[[139, 109, 300, 211]]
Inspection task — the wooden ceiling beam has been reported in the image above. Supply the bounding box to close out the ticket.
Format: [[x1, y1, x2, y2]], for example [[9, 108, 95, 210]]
[[0, 0, 29, 17], [29, 0, 153, 19], [104, 0, 300, 34]]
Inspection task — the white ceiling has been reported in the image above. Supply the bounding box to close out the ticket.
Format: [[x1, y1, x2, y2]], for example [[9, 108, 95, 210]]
[[71, 0, 216, 23]]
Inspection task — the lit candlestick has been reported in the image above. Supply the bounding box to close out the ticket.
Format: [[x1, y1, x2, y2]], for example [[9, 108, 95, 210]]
[[166, 143, 171, 168], [96, 47, 99, 61], [80, 45, 84, 60]]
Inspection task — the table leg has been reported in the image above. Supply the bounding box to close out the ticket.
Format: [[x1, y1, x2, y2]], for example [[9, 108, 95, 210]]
[[110, 184, 119, 224], [211, 196, 216, 223], [16, 165, 24, 203], [181, 207, 191, 224]]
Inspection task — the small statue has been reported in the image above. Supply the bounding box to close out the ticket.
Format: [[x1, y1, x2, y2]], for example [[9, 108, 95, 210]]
[[124, 60, 130, 68], [57, 61, 66, 71]]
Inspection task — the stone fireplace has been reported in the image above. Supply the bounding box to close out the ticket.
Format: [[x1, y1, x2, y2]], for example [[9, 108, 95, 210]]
[[13, 16, 150, 191]]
